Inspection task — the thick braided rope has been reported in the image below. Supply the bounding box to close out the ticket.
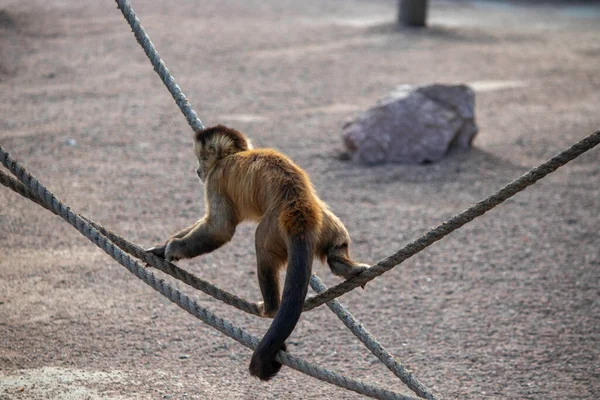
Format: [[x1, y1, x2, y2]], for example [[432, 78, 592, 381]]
[[118, 226, 436, 399], [304, 130, 600, 311], [310, 276, 439, 400], [0, 148, 417, 400], [115, 0, 204, 132], [113, 0, 599, 312], [88, 225, 262, 316], [1, 168, 437, 398], [110, 0, 262, 314], [0, 169, 47, 208], [112, 0, 600, 313], [0, 169, 261, 315]]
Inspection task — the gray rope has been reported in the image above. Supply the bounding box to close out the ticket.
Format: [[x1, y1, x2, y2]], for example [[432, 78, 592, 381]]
[[115, 0, 204, 132], [310, 275, 439, 400], [90, 226, 262, 316], [303, 130, 600, 311], [0, 169, 438, 398], [5, 0, 593, 395], [0, 147, 418, 400], [114, 0, 600, 313], [0, 169, 261, 316], [0, 168, 46, 208], [0, 167, 438, 398], [6, 125, 597, 398], [108, 0, 261, 313]]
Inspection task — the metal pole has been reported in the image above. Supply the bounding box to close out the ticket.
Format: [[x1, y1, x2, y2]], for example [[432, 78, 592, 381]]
[[398, 0, 429, 27]]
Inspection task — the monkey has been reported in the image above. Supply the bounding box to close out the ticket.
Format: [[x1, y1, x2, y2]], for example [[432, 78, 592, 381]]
[[147, 125, 368, 381]]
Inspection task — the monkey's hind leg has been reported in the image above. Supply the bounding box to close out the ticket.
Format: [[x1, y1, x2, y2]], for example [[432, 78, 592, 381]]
[[327, 244, 369, 280], [255, 219, 286, 318]]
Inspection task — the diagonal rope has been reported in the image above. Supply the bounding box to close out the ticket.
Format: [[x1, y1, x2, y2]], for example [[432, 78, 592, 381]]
[[303, 130, 600, 311], [0, 168, 47, 208], [310, 275, 439, 400], [112, 0, 600, 312], [71, 0, 594, 396], [115, 0, 204, 132], [0, 167, 438, 399], [0, 161, 440, 398], [0, 146, 419, 400], [0, 168, 261, 316], [91, 226, 262, 316], [109, 2, 599, 394]]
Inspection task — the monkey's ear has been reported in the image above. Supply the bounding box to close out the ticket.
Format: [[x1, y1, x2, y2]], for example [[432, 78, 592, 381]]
[[246, 139, 254, 150]]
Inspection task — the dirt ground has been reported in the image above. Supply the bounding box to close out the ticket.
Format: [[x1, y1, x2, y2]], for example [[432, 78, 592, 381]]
[[1, 0, 599, 399]]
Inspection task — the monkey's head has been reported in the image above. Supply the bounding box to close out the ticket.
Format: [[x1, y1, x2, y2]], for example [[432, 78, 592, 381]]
[[194, 125, 252, 181]]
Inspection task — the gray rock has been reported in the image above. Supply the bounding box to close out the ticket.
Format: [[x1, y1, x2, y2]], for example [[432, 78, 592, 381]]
[[342, 84, 478, 165]]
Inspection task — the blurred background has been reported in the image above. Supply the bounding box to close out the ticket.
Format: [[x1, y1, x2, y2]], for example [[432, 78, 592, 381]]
[[1, 1, 599, 399]]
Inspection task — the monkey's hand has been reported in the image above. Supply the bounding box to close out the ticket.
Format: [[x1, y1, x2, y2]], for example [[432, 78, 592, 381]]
[[146, 244, 167, 258], [145, 238, 186, 262], [162, 238, 188, 262]]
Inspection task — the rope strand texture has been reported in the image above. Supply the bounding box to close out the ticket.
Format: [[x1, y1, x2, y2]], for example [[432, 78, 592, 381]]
[[310, 276, 439, 400], [0, 169, 261, 316], [113, 0, 600, 314], [303, 130, 600, 311], [3, 130, 598, 400], [0, 147, 418, 400], [2, 0, 594, 396], [0, 167, 435, 399], [115, 0, 204, 132], [92, 226, 262, 316]]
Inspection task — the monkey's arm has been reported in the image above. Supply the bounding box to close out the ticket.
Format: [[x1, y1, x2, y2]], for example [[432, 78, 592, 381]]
[[171, 221, 203, 239], [159, 193, 237, 262], [146, 220, 202, 257]]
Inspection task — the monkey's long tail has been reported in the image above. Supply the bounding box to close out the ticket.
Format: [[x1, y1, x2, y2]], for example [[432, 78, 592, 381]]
[[249, 235, 313, 381]]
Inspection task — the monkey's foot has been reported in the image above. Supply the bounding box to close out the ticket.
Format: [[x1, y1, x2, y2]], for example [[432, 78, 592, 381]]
[[343, 263, 369, 289], [257, 301, 278, 318], [340, 264, 368, 280]]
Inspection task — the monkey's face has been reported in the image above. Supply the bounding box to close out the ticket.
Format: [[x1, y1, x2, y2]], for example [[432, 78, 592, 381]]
[[194, 142, 215, 183], [196, 163, 205, 182], [195, 153, 210, 183]]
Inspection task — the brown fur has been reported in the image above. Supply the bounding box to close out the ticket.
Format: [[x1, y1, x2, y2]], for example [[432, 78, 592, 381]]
[[148, 125, 368, 380]]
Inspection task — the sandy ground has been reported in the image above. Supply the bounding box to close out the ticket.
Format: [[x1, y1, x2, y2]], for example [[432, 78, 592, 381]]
[[1, 0, 599, 399]]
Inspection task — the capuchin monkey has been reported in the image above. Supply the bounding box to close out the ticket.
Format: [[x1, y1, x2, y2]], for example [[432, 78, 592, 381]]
[[148, 125, 368, 381]]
